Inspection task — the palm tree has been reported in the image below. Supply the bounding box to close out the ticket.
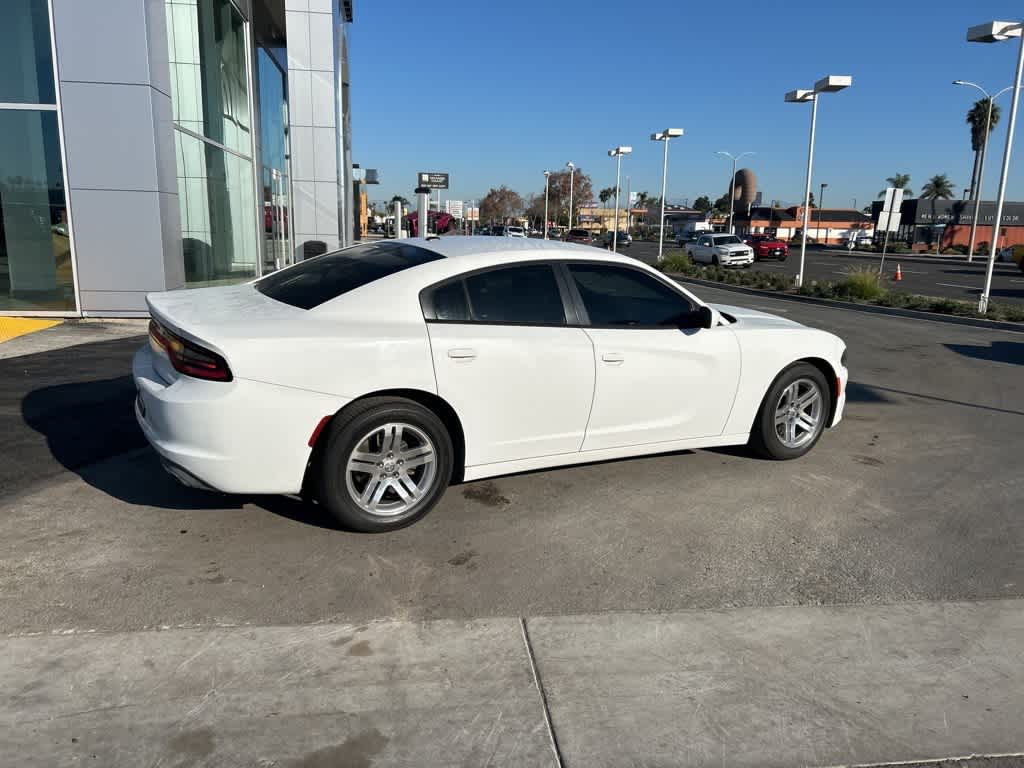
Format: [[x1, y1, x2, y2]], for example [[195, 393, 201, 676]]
[[877, 173, 912, 198], [598, 186, 617, 206], [966, 98, 1001, 199], [920, 174, 955, 199], [920, 174, 955, 251]]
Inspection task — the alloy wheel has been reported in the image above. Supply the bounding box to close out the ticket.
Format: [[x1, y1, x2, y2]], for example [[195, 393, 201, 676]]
[[774, 378, 823, 449], [344, 423, 437, 517]]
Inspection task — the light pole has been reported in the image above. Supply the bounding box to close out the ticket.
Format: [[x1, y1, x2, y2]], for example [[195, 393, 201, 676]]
[[952, 80, 1015, 263], [817, 182, 828, 243], [651, 128, 684, 261], [566, 162, 575, 230], [967, 21, 1024, 313], [543, 171, 551, 239], [785, 74, 852, 287], [607, 146, 632, 252], [714, 150, 754, 234]]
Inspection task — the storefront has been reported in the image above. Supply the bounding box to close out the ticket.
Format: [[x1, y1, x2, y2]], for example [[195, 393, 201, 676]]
[[871, 198, 1024, 251], [0, 0, 354, 317]]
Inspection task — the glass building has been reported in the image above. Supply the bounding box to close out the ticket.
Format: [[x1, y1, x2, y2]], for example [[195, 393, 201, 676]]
[[0, 0, 353, 317]]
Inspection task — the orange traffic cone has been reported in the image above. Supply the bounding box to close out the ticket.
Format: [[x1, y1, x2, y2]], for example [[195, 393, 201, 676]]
[[894, 264, 903, 281]]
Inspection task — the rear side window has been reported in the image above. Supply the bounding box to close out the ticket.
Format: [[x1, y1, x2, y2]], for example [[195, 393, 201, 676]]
[[569, 264, 694, 327], [466, 265, 566, 324], [255, 241, 443, 309]]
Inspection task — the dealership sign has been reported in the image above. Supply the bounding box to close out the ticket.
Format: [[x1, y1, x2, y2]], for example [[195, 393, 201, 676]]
[[417, 171, 449, 189]]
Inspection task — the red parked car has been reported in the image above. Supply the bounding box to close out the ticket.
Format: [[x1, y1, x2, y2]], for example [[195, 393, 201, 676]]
[[745, 234, 789, 261]]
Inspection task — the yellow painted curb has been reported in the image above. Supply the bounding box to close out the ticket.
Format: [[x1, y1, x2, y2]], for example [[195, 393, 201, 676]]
[[0, 317, 62, 344]]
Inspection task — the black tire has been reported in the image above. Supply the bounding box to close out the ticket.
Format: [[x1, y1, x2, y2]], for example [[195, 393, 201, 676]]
[[712, 255, 720, 266], [316, 397, 453, 532], [749, 363, 831, 460]]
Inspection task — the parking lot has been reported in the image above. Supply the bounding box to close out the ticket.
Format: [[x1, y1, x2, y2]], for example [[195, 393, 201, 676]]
[[624, 240, 1024, 305], [2, 288, 1023, 766]]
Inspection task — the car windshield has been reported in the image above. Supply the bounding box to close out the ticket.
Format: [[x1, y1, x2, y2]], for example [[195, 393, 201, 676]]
[[255, 241, 443, 310], [712, 235, 742, 245], [568, 229, 588, 237], [507, 227, 523, 233]]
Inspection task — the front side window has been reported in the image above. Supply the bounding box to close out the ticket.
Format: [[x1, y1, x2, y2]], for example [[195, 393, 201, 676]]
[[464, 264, 566, 325], [257, 241, 443, 309], [569, 264, 694, 327]]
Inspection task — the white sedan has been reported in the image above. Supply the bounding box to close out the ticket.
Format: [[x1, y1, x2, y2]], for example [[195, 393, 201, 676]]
[[687, 233, 755, 267], [134, 237, 847, 532]]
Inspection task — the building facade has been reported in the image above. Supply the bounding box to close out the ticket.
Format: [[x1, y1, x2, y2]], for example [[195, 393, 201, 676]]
[[734, 206, 872, 244], [0, 0, 353, 317], [870, 198, 1024, 251]]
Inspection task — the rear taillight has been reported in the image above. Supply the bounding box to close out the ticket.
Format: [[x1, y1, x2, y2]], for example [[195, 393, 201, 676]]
[[148, 319, 233, 382]]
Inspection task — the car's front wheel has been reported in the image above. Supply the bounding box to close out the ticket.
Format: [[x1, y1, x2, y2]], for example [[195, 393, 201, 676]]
[[316, 397, 453, 532], [749, 363, 831, 460]]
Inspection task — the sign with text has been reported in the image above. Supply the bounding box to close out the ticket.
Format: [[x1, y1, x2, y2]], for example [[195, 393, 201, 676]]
[[417, 171, 449, 189]]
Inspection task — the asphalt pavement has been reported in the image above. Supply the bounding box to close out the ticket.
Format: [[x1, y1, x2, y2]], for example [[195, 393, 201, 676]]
[[624, 240, 1024, 305], [1, 298, 1023, 766]]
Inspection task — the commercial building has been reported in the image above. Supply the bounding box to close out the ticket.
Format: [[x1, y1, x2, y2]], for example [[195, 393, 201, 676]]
[[733, 206, 872, 244], [1, 0, 354, 318], [869, 198, 1024, 251]]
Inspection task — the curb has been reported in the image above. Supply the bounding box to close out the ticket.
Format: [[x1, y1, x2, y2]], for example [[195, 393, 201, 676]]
[[668, 274, 1024, 334]]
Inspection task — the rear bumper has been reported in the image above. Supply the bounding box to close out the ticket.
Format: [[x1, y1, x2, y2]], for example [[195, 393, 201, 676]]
[[133, 345, 351, 494]]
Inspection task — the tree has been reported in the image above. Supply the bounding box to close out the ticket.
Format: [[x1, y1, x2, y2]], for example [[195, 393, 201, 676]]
[[524, 193, 546, 228], [389, 195, 410, 207], [598, 186, 617, 206], [543, 168, 594, 227], [920, 174, 955, 199], [479, 185, 524, 224], [693, 195, 712, 213], [877, 173, 912, 198], [712, 193, 731, 213], [966, 98, 1001, 199]]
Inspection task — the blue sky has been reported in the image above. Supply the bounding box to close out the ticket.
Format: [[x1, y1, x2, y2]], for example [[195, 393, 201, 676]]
[[350, 0, 1024, 210]]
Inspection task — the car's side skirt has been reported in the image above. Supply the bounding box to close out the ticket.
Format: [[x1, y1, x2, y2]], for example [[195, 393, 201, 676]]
[[461, 432, 751, 482]]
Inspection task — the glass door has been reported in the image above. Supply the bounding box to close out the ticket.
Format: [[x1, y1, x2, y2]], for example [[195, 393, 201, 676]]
[[256, 45, 291, 274]]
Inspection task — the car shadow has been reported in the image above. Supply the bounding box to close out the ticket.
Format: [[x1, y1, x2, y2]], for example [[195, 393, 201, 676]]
[[21, 376, 343, 529], [945, 341, 1024, 366]]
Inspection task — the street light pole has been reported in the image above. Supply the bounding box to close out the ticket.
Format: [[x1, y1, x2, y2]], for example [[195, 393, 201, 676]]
[[818, 182, 828, 243], [543, 171, 551, 240], [650, 128, 683, 262], [785, 75, 851, 287], [608, 146, 632, 253], [968, 21, 1024, 313], [714, 150, 754, 234], [566, 162, 575, 230], [953, 81, 1014, 263]]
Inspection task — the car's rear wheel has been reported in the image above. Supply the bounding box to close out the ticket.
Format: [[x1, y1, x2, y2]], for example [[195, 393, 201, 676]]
[[749, 363, 831, 460], [317, 397, 453, 532]]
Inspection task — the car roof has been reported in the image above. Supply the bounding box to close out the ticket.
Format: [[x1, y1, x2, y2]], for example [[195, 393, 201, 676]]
[[411, 235, 608, 261]]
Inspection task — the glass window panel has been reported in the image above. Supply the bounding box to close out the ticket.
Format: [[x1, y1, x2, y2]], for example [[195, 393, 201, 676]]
[[166, 0, 252, 156], [0, 0, 56, 104], [465, 265, 566, 325], [175, 129, 258, 286], [569, 264, 694, 327], [0, 110, 74, 311]]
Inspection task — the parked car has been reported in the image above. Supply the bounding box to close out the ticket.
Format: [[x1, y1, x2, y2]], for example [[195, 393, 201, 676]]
[[564, 228, 594, 244], [602, 231, 632, 248], [686, 233, 755, 267], [746, 234, 789, 261], [676, 231, 702, 247], [503, 226, 526, 238], [135, 237, 847, 531]]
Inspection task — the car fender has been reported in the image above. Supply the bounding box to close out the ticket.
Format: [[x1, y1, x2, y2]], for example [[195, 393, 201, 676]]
[[722, 326, 846, 435]]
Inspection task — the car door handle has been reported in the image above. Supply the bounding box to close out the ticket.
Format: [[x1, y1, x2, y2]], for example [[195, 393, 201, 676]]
[[601, 352, 625, 364], [448, 347, 477, 360]]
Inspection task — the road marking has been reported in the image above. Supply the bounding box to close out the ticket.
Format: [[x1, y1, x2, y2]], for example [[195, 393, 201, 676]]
[[936, 282, 980, 292]]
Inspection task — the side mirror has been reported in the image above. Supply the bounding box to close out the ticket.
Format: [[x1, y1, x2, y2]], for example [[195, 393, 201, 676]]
[[698, 305, 714, 329]]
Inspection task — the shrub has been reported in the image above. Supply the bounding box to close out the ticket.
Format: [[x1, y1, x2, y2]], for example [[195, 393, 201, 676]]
[[657, 252, 695, 274], [837, 266, 887, 301]]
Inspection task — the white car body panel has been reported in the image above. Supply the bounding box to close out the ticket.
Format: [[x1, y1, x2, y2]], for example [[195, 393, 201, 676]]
[[580, 325, 740, 450], [133, 237, 846, 496], [427, 323, 595, 465]]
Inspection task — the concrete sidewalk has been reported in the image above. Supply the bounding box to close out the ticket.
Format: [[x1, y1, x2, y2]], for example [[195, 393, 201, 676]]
[[3, 599, 1022, 767]]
